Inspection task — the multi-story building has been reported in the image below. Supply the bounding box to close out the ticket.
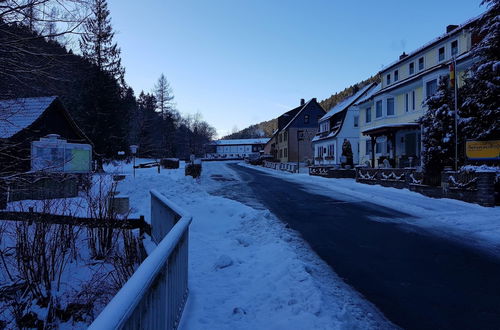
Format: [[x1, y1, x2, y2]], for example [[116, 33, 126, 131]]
[[266, 98, 325, 163], [358, 19, 479, 168], [312, 83, 377, 166]]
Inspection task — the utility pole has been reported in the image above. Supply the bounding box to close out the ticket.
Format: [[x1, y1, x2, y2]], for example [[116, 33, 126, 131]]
[[451, 57, 459, 171]]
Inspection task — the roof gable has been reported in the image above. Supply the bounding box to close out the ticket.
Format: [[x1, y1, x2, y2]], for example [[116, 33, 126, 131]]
[[0, 96, 57, 138], [281, 99, 326, 131], [320, 83, 375, 122]]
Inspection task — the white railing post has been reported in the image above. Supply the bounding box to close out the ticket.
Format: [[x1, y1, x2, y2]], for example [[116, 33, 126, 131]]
[[89, 189, 192, 330]]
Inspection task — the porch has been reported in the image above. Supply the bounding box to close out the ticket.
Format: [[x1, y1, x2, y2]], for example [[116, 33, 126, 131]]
[[362, 123, 421, 168]]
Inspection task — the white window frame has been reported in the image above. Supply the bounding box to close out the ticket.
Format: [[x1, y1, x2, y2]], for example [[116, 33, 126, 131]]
[[375, 100, 383, 119], [386, 97, 395, 117], [365, 106, 371, 123], [438, 46, 445, 62], [450, 38, 459, 57], [418, 56, 425, 71]]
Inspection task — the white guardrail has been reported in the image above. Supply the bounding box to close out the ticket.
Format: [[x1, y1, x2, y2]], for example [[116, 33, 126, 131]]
[[89, 189, 192, 330]]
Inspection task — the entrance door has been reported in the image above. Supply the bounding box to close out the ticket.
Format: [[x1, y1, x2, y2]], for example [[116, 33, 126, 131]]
[[405, 133, 417, 156]]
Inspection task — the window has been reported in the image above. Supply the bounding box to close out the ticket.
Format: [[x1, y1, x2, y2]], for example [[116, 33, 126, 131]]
[[386, 74, 391, 85], [387, 98, 395, 116], [412, 90, 416, 110], [284, 148, 288, 158], [366, 140, 371, 155], [284, 131, 288, 141], [376, 142, 383, 154], [438, 47, 445, 61], [365, 107, 371, 123], [328, 144, 334, 156], [304, 114, 310, 124], [405, 93, 409, 112], [426, 79, 438, 98], [279, 149, 283, 158], [354, 115, 359, 127], [376, 100, 383, 118], [409, 62, 415, 75], [451, 40, 458, 56], [418, 57, 424, 70], [279, 134, 282, 143], [394, 70, 399, 82]]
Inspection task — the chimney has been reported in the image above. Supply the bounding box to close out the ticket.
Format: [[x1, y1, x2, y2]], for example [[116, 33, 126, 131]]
[[300, 98, 305, 106], [312, 98, 317, 102], [446, 25, 458, 33], [399, 52, 408, 60]]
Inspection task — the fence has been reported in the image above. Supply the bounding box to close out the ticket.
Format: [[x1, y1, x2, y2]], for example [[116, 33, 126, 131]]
[[89, 189, 192, 329], [263, 161, 298, 173]]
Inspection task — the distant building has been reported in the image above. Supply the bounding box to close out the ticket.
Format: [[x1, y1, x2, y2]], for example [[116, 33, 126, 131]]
[[0, 96, 92, 173], [359, 18, 479, 168], [205, 138, 270, 159], [312, 83, 377, 166], [268, 98, 326, 163]]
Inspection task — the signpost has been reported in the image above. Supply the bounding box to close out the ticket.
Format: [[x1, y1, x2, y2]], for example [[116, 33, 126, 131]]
[[465, 140, 500, 161], [130, 145, 138, 178], [297, 130, 305, 172]]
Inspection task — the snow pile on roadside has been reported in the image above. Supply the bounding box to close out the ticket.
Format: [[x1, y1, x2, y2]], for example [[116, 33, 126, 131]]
[[111, 160, 393, 329], [240, 163, 500, 254]]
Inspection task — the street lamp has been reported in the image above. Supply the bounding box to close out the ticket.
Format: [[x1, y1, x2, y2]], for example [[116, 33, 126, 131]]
[[130, 145, 138, 178]]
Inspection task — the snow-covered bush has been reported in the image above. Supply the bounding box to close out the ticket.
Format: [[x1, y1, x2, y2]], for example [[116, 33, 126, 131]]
[[419, 76, 461, 180], [460, 0, 500, 140]]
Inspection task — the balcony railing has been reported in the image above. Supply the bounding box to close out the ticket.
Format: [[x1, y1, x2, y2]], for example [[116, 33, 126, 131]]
[[89, 189, 192, 330]]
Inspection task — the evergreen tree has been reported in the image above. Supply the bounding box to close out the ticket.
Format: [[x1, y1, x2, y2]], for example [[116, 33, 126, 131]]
[[460, 0, 500, 140], [419, 76, 458, 177], [154, 74, 177, 157], [79, 0, 124, 81]]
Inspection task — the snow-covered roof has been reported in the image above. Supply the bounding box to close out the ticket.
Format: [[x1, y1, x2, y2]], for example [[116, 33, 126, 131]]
[[210, 138, 270, 146], [354, 84, 381, 106], [380, 12, 483, 73], [0, 96, 57, 138], [320, 84, 376, 122]]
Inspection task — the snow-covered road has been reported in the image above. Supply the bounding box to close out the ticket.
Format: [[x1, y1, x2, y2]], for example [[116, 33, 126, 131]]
[[114, 160, 393, 330]]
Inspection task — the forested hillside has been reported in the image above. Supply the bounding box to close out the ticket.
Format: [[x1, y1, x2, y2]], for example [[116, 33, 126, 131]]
[[320, 75, 380, 111], [223, 118, 278, 139], [0, 1, 216, 161]]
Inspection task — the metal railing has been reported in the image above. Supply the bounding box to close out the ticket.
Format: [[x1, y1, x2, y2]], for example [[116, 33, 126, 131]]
[[89, 189, 192, 330]]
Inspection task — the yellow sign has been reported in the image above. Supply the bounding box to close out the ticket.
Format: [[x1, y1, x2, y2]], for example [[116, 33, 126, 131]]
[[466, 140, 500, 160]]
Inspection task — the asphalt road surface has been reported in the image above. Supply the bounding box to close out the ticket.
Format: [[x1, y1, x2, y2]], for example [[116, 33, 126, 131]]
[[218, 164, 500, 330]]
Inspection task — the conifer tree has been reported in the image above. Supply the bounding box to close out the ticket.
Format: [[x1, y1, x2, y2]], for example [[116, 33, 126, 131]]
[[460, 0, 500, 140], [154, 74, 177, 156], [79, 0, 124, 81], [419, 76, 458, 177]]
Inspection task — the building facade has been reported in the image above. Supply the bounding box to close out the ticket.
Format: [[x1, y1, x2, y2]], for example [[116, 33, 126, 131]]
[[312, 83, 377, 166], [205, 138, 269, 159], [274, 98, 326, 163], [358, 21, 478, 168]]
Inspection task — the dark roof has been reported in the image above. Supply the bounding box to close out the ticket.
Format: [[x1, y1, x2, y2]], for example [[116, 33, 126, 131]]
[[0, 96, 57, 138]]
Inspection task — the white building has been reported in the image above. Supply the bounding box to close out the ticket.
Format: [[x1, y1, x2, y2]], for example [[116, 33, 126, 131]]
[[205, 138, 270, 159], [312, 83, 377, 166]]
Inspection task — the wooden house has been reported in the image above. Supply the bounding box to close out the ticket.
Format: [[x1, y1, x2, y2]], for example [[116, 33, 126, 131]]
[[0, 96, 92, 174]]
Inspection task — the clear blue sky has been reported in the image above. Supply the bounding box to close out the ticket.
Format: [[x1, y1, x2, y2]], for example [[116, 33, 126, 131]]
[[108, 0, 486, 138]]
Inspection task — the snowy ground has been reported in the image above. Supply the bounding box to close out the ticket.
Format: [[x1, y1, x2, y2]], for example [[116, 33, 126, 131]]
[[112, 160, 394, 329], [240, 163, 500, 256]]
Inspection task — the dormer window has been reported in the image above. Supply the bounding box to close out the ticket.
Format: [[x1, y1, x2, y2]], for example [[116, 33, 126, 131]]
[[409, 62, 415, 75], [386, 74, 391, 85], [451, 40, 458, 56], [438, 47, 445, 61], [394, 70, 399, 82]]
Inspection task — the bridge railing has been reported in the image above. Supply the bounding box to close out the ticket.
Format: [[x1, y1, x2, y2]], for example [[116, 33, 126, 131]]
[[89, 189, 192, 330]]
